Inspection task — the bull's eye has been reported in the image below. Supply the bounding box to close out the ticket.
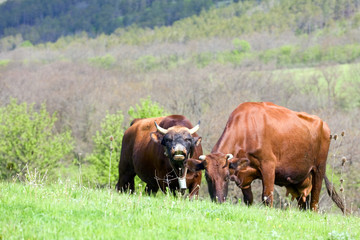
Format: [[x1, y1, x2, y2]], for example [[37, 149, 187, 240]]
[[185, 138, 192, 142]]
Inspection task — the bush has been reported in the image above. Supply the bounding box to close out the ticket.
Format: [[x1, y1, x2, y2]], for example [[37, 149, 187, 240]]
[[83, 98, 167, 189], [232, 38, 251, 53], [128, 96, 168, 120], [0, 99, 74, 181], [128, 97, 168, 191], [0, 59, 10, 68], [88, 54, 116, 69], [83, 110, 124, 187]]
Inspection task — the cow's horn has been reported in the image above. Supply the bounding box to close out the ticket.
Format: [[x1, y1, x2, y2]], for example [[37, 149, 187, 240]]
[[189, 121, 200, 134], [154, 121, 168, 134], [223, 154, 233, 168], [199, 155, 206, 160]]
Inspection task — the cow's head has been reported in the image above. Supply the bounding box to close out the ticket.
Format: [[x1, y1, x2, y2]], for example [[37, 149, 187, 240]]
[[186, 153, 249, 203], [150, 121, 202, 169]]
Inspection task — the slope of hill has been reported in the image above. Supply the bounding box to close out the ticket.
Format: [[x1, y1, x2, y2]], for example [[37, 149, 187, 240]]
[[0, 0, 360, 211], [0, 0, 232, 43], [1, 181, 359, 239]]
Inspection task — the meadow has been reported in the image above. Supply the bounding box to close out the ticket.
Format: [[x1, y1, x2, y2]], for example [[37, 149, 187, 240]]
[[1, 2, 360, 238], [1, 180, 359, 240]]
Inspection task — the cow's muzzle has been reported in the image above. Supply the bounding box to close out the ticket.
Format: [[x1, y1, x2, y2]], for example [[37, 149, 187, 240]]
[[171, 144, 187, 161]]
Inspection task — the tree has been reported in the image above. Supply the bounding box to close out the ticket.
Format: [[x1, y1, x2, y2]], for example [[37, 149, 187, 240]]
[[0, 99, 74, 181], [83, 110, 124, 187]]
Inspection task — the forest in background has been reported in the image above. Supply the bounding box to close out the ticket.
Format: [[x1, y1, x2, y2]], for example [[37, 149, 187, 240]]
[[0, 0, 234, 43], [0, 0, 360, 214]]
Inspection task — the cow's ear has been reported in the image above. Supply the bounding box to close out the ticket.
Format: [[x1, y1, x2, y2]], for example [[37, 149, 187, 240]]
[[185, 158, 207, 172], [193, 136, 202, 146], [150, 132, 163, 143], [229, 158, 249, 170]]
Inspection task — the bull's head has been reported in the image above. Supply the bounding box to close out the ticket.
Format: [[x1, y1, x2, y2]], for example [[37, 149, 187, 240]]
[[150, 121, 202, 169], [186, 153, 249, 203]]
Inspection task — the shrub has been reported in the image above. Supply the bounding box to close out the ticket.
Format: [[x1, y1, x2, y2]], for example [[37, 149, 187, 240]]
[[128, 97, 168, 191], [136, 55, 159, 71], [83, 110, 124, 187], [20, 40, 33, 48], [88, 54, 116, 69], [0, 99, 74, 181], [232, 38, 251, 53], [0, 59, 10, 68], [128, 96, 168, 120], [83, 98, 167, 189]]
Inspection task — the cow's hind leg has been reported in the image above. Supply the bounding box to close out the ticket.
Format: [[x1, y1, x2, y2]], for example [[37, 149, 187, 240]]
[[310, 169, 325, 211], [297, 195, 310, 210], [260, 158, 276, 206]]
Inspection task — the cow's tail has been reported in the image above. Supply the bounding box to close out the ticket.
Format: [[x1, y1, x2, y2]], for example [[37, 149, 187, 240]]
[[324, 174, 350, 214]]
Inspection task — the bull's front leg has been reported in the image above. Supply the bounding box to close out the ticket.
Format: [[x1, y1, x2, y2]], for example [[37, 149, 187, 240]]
[[260, 160, 276, 207]]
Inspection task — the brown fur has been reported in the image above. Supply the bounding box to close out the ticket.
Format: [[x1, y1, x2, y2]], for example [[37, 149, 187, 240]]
[[189, 102, 345, 212], [116, 115, 202, 198]]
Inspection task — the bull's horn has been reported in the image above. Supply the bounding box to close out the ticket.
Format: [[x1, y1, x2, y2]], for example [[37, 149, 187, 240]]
[[199, 155, 206, 160], [154, 121, 168, 135], [189, 121, 200, 134], [226, 154, 234, 160]]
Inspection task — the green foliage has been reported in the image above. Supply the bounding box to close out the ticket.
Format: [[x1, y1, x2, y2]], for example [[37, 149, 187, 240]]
[[136, 55, 159, 71], [0, 0, 225, 43], [83, 110, 124, 187], [127, 97, 168, 190], [1, 181, 359, 239], [0, 59, 10, 68], [88, 54, 116, 69], [232, 38, 251, 53], [0, 99, 74, 181], [128, 97, 168, 120], [20, 40, 33, 48]]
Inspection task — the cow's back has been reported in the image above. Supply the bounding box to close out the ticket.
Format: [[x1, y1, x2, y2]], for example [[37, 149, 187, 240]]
[[214, 102, 330, 183]]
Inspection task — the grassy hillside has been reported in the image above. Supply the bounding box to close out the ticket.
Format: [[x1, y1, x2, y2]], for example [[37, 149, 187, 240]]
[[1, 181, 359, 239], [0, 0, 359, 214]]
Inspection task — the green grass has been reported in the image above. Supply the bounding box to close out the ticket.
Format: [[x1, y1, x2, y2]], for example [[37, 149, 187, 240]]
[[0, 181, 359, 239]]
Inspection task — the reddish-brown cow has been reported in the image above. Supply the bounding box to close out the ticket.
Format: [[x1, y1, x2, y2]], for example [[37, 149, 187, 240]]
[[116, 115, 202, 198], [186, 102, 346, 212]]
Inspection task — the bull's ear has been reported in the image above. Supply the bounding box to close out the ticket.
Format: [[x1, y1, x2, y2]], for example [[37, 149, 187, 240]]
[[229, 158, 249, 170], [185, 158, 207, 172], [194, 136, 202, 146], [150, 132, 163, 143]]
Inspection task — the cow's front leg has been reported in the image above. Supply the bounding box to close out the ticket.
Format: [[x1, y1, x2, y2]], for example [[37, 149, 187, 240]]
[[241, 187, 253, 205], [260, 160, 275, 206]]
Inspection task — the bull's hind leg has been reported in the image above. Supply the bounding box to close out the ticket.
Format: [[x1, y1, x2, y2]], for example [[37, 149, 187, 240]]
[[116, 151, 136, 193], [116, 170, 136, 193]]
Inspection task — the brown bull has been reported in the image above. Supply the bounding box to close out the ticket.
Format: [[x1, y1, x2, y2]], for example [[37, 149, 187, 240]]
[[116, 115, 202, 198], [186, 102, 346, 213]]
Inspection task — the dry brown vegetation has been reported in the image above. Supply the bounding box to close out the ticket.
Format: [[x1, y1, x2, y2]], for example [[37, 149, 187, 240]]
[[0, 31, 359, 214]]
